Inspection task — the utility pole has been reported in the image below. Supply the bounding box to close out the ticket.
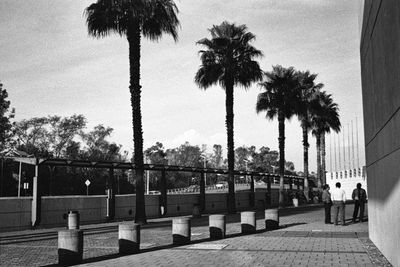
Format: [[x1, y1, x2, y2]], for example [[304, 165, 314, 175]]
[[352, 120, 355, 170], [356, 117, 360, 168], [334, 133, 337, 171], [348, 123, 351, 169]]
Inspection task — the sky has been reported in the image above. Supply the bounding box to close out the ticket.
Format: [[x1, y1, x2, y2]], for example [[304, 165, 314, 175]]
[[0, 0, 365, 173]]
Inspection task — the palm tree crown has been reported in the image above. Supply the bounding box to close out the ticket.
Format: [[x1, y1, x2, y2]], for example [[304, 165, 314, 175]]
[[256, 65, 302, 207], [85, 0, 180, 224], [85, 0, 179, 41], [195, 21, 263, 213], [256, 65, 300, 120], [311, 91, 341, 138], [311, 91, 341, 187], [195, 21, 263, 89]]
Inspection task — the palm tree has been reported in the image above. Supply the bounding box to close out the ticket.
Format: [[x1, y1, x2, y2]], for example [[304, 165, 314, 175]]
[[195, 21, 263, 213], [85, 0, 180, 224], [296, 71, 323, 201], [311, 91, 341, 188], [256, 65, 301, 207]]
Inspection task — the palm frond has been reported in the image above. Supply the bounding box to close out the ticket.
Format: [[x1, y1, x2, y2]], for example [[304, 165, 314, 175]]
[[85, 0, 180, 40], [195, 21, 263, 90]]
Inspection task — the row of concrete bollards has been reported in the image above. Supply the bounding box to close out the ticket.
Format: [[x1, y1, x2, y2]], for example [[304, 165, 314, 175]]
[[57, 209, 279, 265]]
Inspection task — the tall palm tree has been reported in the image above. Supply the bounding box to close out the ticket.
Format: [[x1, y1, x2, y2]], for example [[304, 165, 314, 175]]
[[195, 21, 263, 213], [296, 71, 323, 201], [85, 0, 180, 224], [311, 91, 341, 188], [256, 65, 301, 207]]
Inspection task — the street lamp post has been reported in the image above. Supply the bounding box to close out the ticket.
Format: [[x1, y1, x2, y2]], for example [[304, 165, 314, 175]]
[[200, 155, 207, 185], [243, 159, 249, 184], [145, 156, 149, 195]]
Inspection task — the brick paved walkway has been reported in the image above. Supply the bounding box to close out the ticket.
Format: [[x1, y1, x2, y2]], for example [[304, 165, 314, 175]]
[[0, 204, 393, 266]]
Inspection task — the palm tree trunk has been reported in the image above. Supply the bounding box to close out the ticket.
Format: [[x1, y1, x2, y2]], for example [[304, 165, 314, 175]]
[[278, 112, 285, 207], [321, 132, 326, 186], [316, 133, 322, 189], [225, 83, 236, 214], [302, 125, 310, 201], [128, 24, 146, 224]]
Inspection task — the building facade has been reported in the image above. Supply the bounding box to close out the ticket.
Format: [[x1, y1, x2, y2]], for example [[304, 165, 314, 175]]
[[326, 167, 367, 201], [360, 0, 400, 266]]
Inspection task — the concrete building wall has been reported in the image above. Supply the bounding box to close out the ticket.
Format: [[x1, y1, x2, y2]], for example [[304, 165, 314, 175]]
[[360, 0, 400, 266], [0, 190, 279, 232]]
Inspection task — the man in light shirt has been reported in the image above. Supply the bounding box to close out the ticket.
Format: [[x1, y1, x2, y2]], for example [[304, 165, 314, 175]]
[[331, 182, 346, 226]]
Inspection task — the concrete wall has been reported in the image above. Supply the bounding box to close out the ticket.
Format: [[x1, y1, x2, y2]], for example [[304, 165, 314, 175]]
[[360, 1, 400, 266], [0, 189, 280, 232], [0, 197, 31, 231]]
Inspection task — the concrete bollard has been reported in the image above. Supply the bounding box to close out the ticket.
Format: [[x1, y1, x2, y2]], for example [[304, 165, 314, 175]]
[[241, 211, 256, 234], [265, 208, 279, 230], [67, 211, 80, 230], [172, 218, 191, 245], [58, 229, 83, 265], [209, 214, 226, 239], [118, 223, 140, 255]]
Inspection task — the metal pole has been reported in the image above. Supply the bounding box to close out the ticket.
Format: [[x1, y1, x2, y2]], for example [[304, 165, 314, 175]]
[[145, 157, 149, 195], [334, 133, 337, 171], [18, 162, 22, 198], [338, 133, 341, 171], [329, 134, 332, 172], [204, 158, 207, 186], [351, 120, 355, 169], [348, 123, 351, 169], [356, 117, 360, 168], [343, 127, 346, 170]]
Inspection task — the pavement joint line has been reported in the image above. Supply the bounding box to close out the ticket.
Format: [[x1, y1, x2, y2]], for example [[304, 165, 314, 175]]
[[173, 247, 369, 254], [1, 244, 56, 248]]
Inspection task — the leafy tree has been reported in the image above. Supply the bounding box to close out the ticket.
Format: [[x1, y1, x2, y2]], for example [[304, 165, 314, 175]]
[[14, 117, 50, 157], [14, 115, 86, 194], [235, 145, 252, 172], [211, 144, 224, 169], [296, 70, 323, 200], [0, 82, 15, 152], [145, 142, 167, 164], [46, 115, 86, 195], [311, 91, 341, 187], [47, 115, 86, 158], [81, 124, 122, 161], [249, 146, 279, 173], [195, 21, 263, 213], [169, 142, 202, 167], [85, 0, 180, 224], [256, 65, 301, 207]]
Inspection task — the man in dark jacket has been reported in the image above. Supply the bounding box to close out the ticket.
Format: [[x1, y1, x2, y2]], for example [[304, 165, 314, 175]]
[[352, 183, 367, 222]]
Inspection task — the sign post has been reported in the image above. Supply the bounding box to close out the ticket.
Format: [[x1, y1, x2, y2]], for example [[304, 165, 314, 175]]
[[85, 179, 91, 196]]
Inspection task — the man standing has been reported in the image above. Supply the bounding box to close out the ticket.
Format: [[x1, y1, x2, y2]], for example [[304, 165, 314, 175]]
[[331, 182, 346, 226], [322, 184, 332, 224], [352, 183, 367, 222]]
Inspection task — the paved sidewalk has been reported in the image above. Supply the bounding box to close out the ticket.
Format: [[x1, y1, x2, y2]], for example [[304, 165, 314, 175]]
[[0, 204, 392, 266]]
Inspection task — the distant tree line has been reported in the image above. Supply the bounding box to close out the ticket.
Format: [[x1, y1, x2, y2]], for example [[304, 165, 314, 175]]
[[0, 80, 302, 196]]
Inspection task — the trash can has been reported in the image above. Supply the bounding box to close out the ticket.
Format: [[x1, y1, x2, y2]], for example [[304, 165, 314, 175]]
[[67, 211, 80, 230]]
